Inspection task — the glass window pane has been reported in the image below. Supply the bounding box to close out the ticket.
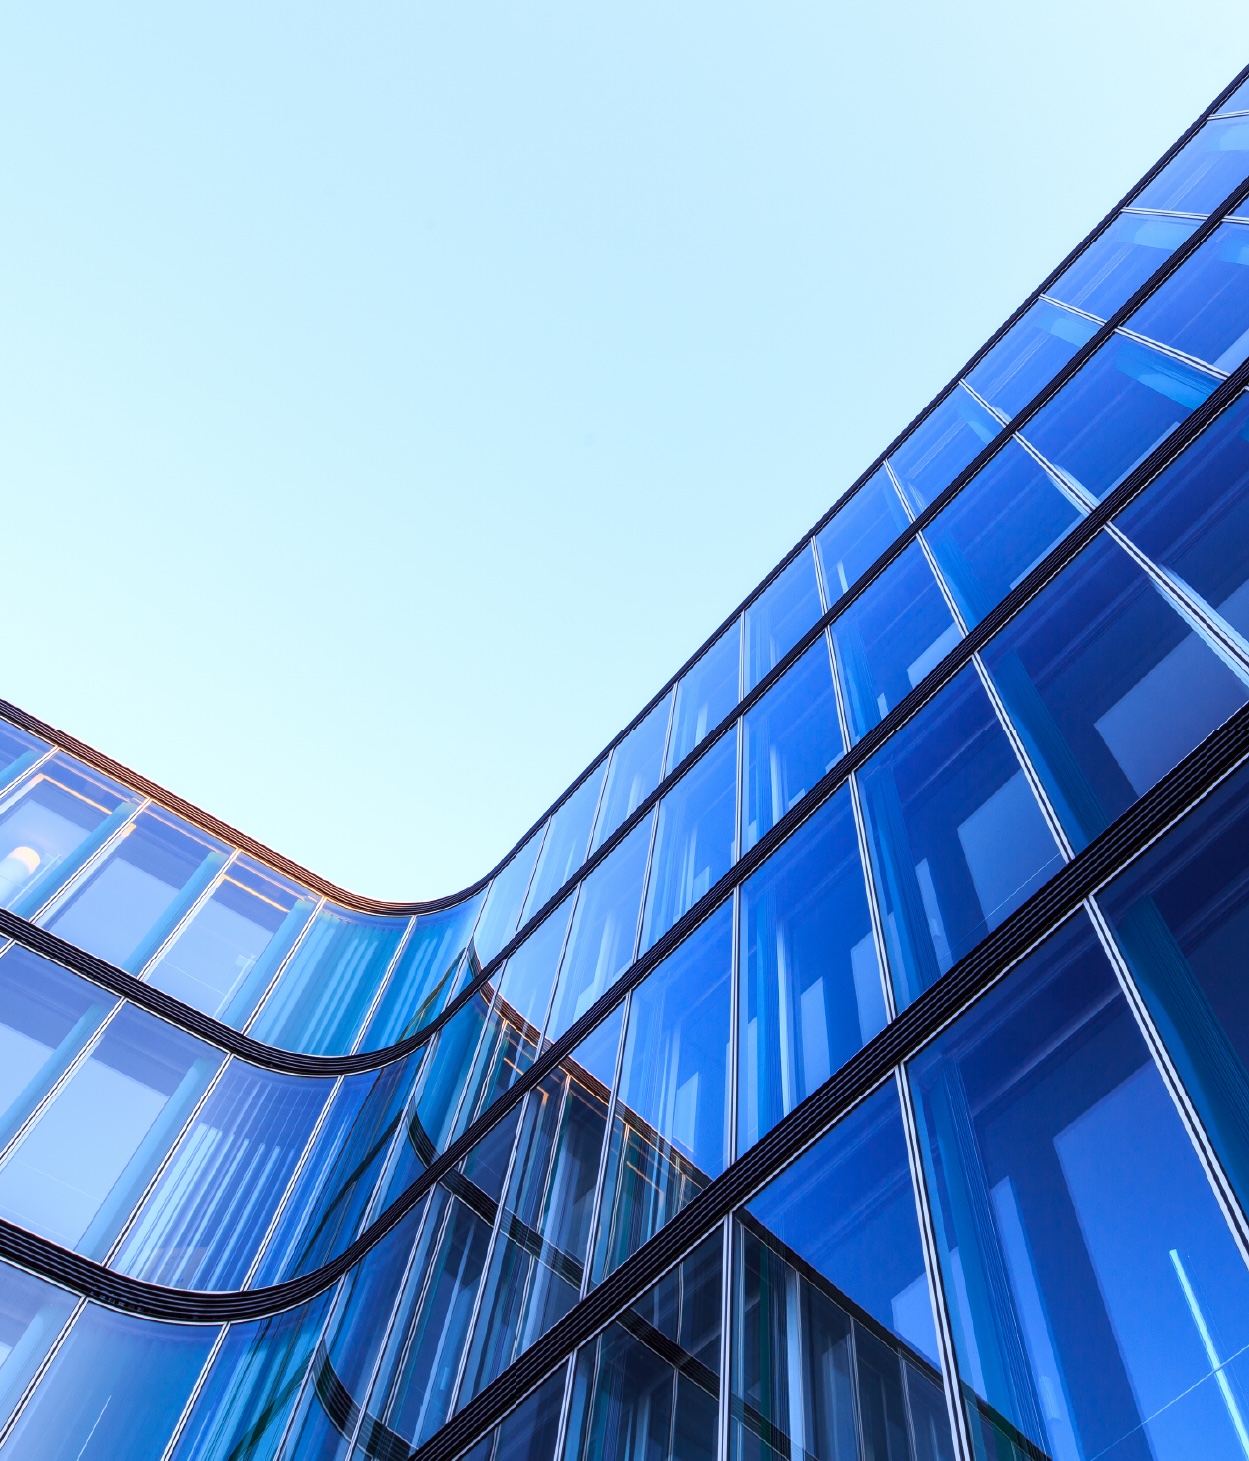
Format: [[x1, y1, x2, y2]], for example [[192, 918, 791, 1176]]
[[0, 1304, 217, 1461], [0, 722, 48, 796], [1115, 391, 1249, 650], [523, 766, 607, 922], [1021, 333, 1219, 501], [247, 907, 407, 1055], [815, 466, 912, 608], [1133, 115, 1249, 215], [0, 1262, 76, 1434], [40, 809, 229, 973], [496, 896, 576, 1045], [0, 1003, 222, 1257], [982, 531, 1249, 851], [925, 438, 1083, 628], [909, 913, 1249, 1461], [363, 894, 483, 1048], [113, 1061, 333, 1290], [888, 386, 1000, 515], [592, 693, 673, 853], [460, 1367, 568, 1461], [741, 636, 843, 853], [1050, 211, 1201, 319], [738, 787, 886, 1155], [474, 827, 545, 967], [641, 730, 737, 952], [831, 540, 962, 744], [965, 298, 1100, 420], [667, 621, 742, 773], [546, 814, 652, 1043], [594, 903, 732, 1281], [143, 856, 316, 1026], [401, 985, 499, 1170], [743, 548, 823, 693], [1128, 219, 1249, 371], [857, 664, 1064, 1010]]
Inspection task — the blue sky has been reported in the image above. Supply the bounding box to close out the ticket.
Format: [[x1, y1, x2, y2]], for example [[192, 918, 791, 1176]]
[[2, 3, 1247, 899]]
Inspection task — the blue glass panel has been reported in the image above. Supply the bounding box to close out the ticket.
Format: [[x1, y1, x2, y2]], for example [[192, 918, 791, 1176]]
[[815, 466, 912, 608], [831, 540, 962, 744], [1218, 76, 1249, 115], [41, 809, 229, 973], [1115, 391, 1249, 649], [454, 992, 543, 1141], [474, 826, 544, 967], [1050, 211, 1201, 320], [459, 1367, 567, 1461], [0, 946, 115, 1152], [738, 788, 886, 1154], [641, 729, 737, 951], [1021, 333, 1218, 500], [743, 547, 823, 692], [0, 755, 137, 919], [909, 913, 1249, 1461], [925, 439, 1082, 628], [523, 766, 607, 922], [546, 814, 652, 1042], [1134, 115, 1249, 214], [251, 1050, 422, 1285], [1128, 220, 1249, 371], [965, 299, 1099, 420], [362, 894, 483, 1047], [0, 1262, 76, 1434], [144, 856, 316, 1025], [169, 1292, 332, 1461], [0, 1003, 221, 1257], [248, 907, 407, 1056], [0, 1304, 216, 1461], [113, 1061, 333, 1289], [592, 692, 672, 853], [0, 723, 47, 796], [402, 986, 497, 1168], [667, 621, 742, 773], [982, 531, 1249, 851], [741, 637, 843, 853], [888, 386, 1000, 515], [594, 902, 732, 1281], [496, 896, 575, 1042], [857, 664, 1064, 1009]]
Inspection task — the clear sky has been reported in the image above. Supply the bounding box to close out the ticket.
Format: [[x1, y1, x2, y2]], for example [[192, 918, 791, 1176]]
[[2, 4, 1247, 900]]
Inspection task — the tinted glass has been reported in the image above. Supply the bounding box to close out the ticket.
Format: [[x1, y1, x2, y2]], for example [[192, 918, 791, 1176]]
[[363, 896, 482, 1048], [474, 827, 544, 967], [0, 722, 47, 798], [496, 896, 576, 1043], [0, 1262, 76, 1434], [1050, 211, 1201, 320], [524, 765, 607, 921], [743, 548, 822, 692], [667, 621, 742, 773], [815, 466, 912, 607], [460, 1366, 568, 1461], [888, 386, 999, 515], [1133, 115, 1249, 215], [1128, 219, 1249, 371], [592, 692, 672, 852], [965, 298, 1099, 420]]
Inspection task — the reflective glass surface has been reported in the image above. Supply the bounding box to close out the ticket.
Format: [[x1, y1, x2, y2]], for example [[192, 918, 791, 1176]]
[[460, 1366, 567, 1461], [668, 621, 742, 773], [363, 896, 481, 1048], [888, 387, 1000, 515], [743, 548, 822, 693], [0, 724, 47, 800], [1049, 211, 1201, 320], [965, 298, 1099, 420], [524, 767, 607, 923], [815, 467, 912, 608], [1128, 219, 1249, 371], [496, 897, 575, 1049], [1133, 115, 1249, 215], [474, 828, 544, 967], [592, 693, 672, 853], [0, 1262, 76, 1435]]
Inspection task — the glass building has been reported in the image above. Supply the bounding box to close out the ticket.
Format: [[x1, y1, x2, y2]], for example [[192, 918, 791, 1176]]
[[4, 69, 1249, 1461]]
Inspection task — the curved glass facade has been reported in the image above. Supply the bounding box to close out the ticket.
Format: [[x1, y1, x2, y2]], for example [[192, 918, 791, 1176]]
[[5, 69, 1249, 1461]]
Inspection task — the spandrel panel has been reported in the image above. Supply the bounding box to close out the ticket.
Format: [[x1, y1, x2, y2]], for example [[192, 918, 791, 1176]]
[[1050, 211, 1201, 320], [1115, 389, 1249, 648], [857, 664, 1064, 1009], [888, 386, 1000, 515], [831, 539, 962, 744], [924, 438, 1083, 628], [545, 813, 652, 1043], [1021, 333, 1218, 500], [742, 547, 822, 692], [0, 1003, 221, 1258], [363, 894, 483, 1048], [594, 901, 732, 1282], [0, 945, 116, 1153], [0, 1304, 217, 1461], [474, 827, 544, 967], [1127, 219, 1249, 371], [40, 809, 229, 973], [0, 1262, 76, 1436], [909, 913, 1249, 1461], [113, 1061, 334, 1290], [143, 856, 316, 1025], [1133, 114, 1249, 215], [737, 787, 885, 1155], [965, 298, 1099, 420], [981, 531, 1249, 852], [815, 466, 912, 608], [523, 766, 606, 922], [741, 636, 844, 853], [592, 692, 672, 853], [641, 728, 737, 952], [667, 620, 742, 773], [248, 907, 407, 1056]]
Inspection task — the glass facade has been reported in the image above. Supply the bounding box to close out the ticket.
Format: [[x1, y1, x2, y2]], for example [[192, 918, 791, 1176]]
[[5, 68, 1249, 1461]]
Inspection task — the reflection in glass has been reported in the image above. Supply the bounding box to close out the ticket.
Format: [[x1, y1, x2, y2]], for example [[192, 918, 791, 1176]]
[[743, 548, 823, 693], [593, 693, 672, 854], [460, 1366, 568, 1461], [1133, 115, 1249, 215], [738, 789, 885, 1153], [0, 723, 46, 800], [0, 1262, 76, 1436], [523, 766, 607, 922], [1128, 219, 1249, 371], [965, 298, 1099, 420], [1050, 211, 1201, 320], [474, 827, 545, 967], [815, 466, 911, 608], [857, 665, 1063, 1009], [910, 913, 1249, 1461], [888, 386, 999, 515], [667, 621, 742, 773], [363, 894, 483, 1048], [496, 899, 575, 1050]]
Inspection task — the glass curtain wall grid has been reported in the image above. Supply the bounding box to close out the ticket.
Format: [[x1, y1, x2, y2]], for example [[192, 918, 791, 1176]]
[[3, 64, 1249, 1461]]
